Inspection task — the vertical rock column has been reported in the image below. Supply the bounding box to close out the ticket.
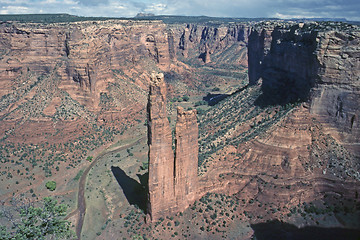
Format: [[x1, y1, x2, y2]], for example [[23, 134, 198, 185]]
[[147, 72, 175, 221], [203, 44, 211, 63], [174, 106, 199, 211]]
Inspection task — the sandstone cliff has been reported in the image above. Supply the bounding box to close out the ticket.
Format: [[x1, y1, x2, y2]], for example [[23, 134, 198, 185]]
[[247, 22, 360, 156], [0, 20, 249, 144], [193, 21, 360, 224], [174, 23, 250, 66], [1, 18, 359, 233]]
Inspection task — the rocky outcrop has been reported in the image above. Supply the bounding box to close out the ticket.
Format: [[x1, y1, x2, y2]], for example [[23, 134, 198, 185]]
[[147, 72, 175, 220], [174, 23, 250, 64], [187, 22, 360, 225], [247, 22, 360, 155], [248, 23, 319, 102], [175, 106, 199, 212], [0, 20, 172, 116], [147, 73, 199, 221], [311, 29, 360, 154]]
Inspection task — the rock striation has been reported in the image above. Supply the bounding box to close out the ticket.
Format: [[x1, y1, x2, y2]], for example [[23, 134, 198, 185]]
[[147, 73, 199, 221], [175, 106, 199, 211], [175, 23, 250, 65], [0, 20, 250, 145], [248, 23, 319, 102], [147, 72, 175, 220], [247, 22, 360, 155]]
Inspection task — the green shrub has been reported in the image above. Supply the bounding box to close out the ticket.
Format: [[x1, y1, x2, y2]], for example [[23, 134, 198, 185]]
[[140, 162, 149, 170], [45, 181, 56, 191], [182, 96, 190, 101]]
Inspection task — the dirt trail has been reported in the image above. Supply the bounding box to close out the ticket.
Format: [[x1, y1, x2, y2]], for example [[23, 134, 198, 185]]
[[66, 137, 146, 240]]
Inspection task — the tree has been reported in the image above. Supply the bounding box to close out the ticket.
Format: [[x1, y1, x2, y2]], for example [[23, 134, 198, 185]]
[[0, 197, 75, 240]]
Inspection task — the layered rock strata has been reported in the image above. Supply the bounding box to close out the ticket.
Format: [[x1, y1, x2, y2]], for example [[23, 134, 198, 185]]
[[247, 22, 360, 156], [147, 73, 199, 220], [0, 20, 250, 145]]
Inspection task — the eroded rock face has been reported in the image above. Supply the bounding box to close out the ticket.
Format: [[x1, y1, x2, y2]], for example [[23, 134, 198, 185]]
[[248, 22, 360, 155], [0, 20, 173, 136], [147, 72, 175, 220], [175, 106, 199, 212], [0, 20, 250, 142], [189, 22, 360, 226], [311, 30, 360, 154], [248, 23, 319, 102], [147, 74, 199, 220], [174, 23, 250, 65]]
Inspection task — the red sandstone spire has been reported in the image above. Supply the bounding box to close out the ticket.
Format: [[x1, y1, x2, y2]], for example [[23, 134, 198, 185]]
[[147, 72, 175, 221], [175, 106, 199, 211], [147, 73, 199, 221]]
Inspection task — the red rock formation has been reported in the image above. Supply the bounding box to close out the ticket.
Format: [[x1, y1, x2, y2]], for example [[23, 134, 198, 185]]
[[247, 22, 360, 156], [147, 75, 199, 220], [175, 106, 198, 212], [202, 44, 211, 63], [147, 72, 175, 221]]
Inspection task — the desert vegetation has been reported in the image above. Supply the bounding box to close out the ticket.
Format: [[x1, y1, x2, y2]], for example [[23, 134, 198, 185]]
[[0, 197, 74, 239]]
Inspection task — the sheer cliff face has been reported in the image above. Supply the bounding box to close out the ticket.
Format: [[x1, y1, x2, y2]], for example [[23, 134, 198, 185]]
[[311, 30, 360, 153], [191, 23, 360, 217], [248, 23, 360, 155], [248, 24, 319, 102], [0, 21, 171, 112], [174, 23, 250, 65]]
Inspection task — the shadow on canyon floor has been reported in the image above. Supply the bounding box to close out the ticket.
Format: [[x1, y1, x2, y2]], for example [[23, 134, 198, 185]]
[[251, 220, 360, 240], [203, 84, 249, 106], [254, 82, 308, 108], [111, 166, 148, 212]]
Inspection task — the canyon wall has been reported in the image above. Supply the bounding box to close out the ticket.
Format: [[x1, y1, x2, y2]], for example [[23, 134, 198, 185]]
[[1, 18, 358, 223], [248, 23, 319, 102], [191, 22, 360, 218], [0, 20, 249, 144], [173, 23, 250, 65], [248, 22, 360, 155], [0, 20, 171, 114], [311, 29, 360, 154], [0, 19, 252, 221]]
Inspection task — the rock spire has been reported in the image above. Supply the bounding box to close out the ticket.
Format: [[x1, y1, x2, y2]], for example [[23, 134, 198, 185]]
[[147, 72, 198, 221]]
